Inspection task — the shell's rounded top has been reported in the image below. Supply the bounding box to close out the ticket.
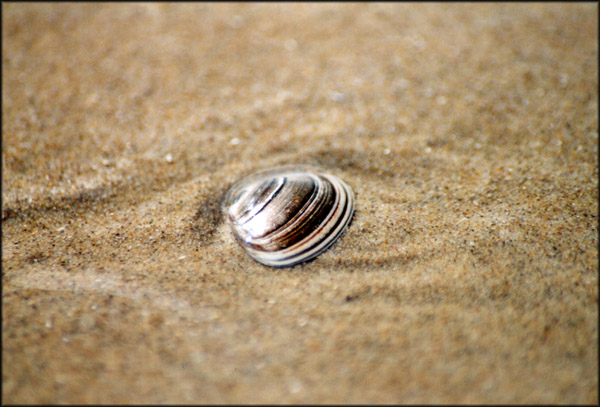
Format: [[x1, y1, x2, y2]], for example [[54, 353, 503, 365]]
[[223, 165, 355, 267]]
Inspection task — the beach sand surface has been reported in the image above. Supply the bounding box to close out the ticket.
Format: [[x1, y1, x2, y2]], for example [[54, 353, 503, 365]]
[[2, 3, 598, 403]]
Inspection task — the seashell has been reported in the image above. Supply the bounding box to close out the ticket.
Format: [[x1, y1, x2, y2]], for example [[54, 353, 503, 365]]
[[223, 165, 355, 267]]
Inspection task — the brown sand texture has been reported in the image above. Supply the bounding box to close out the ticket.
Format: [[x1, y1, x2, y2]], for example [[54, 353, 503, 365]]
[[2, 3, 598, 404]]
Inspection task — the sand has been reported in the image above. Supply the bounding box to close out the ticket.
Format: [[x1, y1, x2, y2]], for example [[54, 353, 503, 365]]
[[2, 3, 598, 404]]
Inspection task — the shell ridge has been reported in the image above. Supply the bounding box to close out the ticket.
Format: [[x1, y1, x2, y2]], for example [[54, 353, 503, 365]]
[[250, 173, 330, 250], [232, 176, 286, 227], [242, 174, 317, 245], [253, 176, 352, 265]]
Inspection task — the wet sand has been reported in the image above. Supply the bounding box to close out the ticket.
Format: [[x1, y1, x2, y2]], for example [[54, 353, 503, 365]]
[[2, 3, 598, 403]]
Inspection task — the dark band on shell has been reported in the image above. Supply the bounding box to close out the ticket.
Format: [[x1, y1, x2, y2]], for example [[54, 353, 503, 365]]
[[223, 166, 355, 267]]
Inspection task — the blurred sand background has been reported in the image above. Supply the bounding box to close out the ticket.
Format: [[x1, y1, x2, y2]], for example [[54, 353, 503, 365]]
[[2, 3, 598, 404]]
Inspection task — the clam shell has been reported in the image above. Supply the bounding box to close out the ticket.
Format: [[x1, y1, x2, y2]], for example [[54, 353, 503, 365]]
[[223, 166, 355, 267]]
